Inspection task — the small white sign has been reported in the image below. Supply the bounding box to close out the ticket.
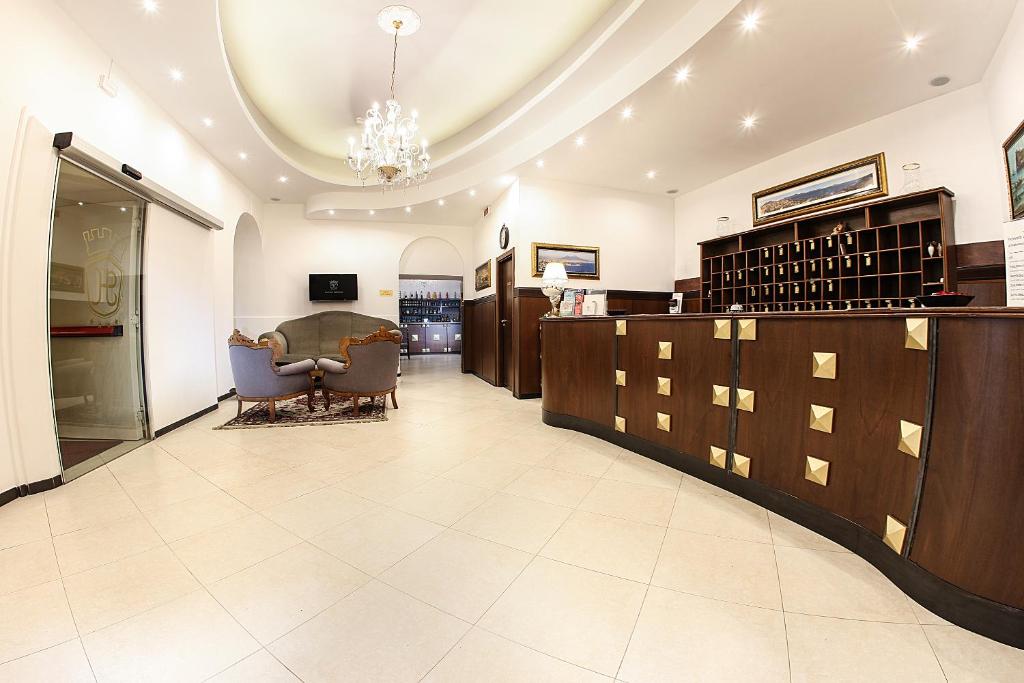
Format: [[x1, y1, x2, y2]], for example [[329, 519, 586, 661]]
[[1003, 220, 1024, 307]]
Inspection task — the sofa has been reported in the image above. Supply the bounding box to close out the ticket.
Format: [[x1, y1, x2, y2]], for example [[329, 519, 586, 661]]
[[259, 311, 399, 364]]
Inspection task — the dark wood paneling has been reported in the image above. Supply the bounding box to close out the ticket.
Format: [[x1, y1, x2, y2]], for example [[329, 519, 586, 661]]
[[910, 317, 1024, 609], [617, 319, 731, 459], [674, 277, 702, 293], [463, 297, 497, 384], [735, 317, 927, 535], [958, 279, 1006, 307], [541, 320, 614, 426], [514, 295, 550, 397], [957, 240, 1004, 268]]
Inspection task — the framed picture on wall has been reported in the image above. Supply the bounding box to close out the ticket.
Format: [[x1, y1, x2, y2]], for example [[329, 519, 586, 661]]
[[474, 259, 492, 291], [1003, 119, 1024, 220], [752, 153, 888, 224], [531, 242, 600, 279]]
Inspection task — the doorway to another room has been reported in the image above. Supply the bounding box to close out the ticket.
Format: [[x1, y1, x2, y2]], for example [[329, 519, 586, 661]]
[[398, 236, 465, 362]]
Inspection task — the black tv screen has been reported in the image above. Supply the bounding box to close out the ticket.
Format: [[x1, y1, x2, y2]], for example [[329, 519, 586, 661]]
[[309, 274, 358, 301]]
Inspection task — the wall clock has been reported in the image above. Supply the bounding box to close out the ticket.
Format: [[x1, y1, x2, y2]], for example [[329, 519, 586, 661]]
[[498, 223, 509, 250]]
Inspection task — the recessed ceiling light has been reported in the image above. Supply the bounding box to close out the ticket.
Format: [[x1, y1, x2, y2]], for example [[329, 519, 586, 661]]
[[169, 68, 183, 82], [666, 189, 679, 195], [535, 159, 545, 168], [930, 75, 951, 87], [369, 209, 376, 215], [277, 175, 288, 183], [469, 189, 477, 197], [903, 34, 922, 51], [741, 9, 760, 32], [404, 206, 412, 214], [438, 199, 445, 206], [328, 209, 335, 216], [142, 0, 159, 13], [621, 106, 634, 120], [646, 170, 657, 180], [574, 135, 586, 147], [742, 114, 758, 130], [120, 206, 127, 212], [238, 151, 248, 160], [270, 197, 280, 202], [77, 201, 84, 206], [201, 117, 214, 127], [674, 65, 691, 83]]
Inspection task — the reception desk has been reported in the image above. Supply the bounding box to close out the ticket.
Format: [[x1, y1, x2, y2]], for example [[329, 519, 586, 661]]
[[540, 310, 1024, 648]]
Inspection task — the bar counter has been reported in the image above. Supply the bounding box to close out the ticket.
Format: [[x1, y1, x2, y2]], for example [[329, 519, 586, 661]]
[[540, 309, 1024, 648]]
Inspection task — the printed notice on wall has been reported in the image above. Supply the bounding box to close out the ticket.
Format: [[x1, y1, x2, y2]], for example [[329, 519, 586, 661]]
[[1004, 220, 1024, 307]]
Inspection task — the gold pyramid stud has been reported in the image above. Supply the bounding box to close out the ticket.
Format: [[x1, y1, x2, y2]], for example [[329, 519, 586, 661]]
[[805, 456, 830, 486], [614, 415, 626, 433], [809, 404, 835, 434], [656, 376, 672, 396], [709, 445, 727, 469], [738, 319, 757, 341], [615, 370, 626, 387], [732, 453, 750, 478], [616, 320, 627, 336], [898, 420, 923, 457], [656, 412, 671, 432], [712, 384, 730, 407], [905, 318, 928, 351], [658, 341, 673, 359], [736, 388, 755, 413], [883, 515, 907, 553], [713, 319, 731, 340], [812, 352, 837, 380]]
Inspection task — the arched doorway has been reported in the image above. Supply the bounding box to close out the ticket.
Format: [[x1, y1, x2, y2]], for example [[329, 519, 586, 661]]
[[398, 237, 464, 358], [232, 213, 264, 338]]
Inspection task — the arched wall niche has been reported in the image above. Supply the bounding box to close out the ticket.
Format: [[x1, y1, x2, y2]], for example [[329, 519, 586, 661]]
[[232, 212, 264, 336]]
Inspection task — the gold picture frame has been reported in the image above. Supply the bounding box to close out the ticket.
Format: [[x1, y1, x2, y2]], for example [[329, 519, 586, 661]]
[[474, 259, 492, 291], [1002, 118, 1024, 220], [752, 153, 888, 225], [531, 242, 600, 279]]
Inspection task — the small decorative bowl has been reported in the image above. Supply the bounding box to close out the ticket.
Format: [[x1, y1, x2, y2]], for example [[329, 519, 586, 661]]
[[915, 294, 974, 307]]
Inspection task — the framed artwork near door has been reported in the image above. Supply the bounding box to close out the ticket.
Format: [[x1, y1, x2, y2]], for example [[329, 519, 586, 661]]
[[474, 259, 492, 291]]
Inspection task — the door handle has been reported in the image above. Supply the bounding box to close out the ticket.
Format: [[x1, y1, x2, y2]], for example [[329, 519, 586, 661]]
[[500, 319, 509, 326]]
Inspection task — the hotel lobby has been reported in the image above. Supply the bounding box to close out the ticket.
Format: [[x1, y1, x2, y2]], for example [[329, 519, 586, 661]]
[[1, 0, 1024, 680]]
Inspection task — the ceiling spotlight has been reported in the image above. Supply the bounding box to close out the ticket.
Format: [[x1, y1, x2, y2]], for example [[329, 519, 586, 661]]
[[536, 159, 545, 168], [120, 206, 127, 212], [142, 0, 159, 13], [169, 68, 183, 82], [674, 65, 691, 83], [369, 209, 376, 216], [328, 209, 335, 216], [742, 114, 758, 129], [77, 201, 84, 206], [438, 199, 445, 206], [404, 206, 412, 213], [903, 34, 922, 52], [741, 9, 760, 32], [201, 117, 214, 127], [575, 135, 586, 147], [930, 75, 951, 87], [469, 189, 477, 197], [621, 106, 634, 120], [277, 175, 288, 183], [238, 151, 248, 160], [646, 170, 658, 180]]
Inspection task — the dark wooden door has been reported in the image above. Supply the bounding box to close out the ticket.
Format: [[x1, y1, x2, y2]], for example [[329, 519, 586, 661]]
[[498, 254, 515, 389]]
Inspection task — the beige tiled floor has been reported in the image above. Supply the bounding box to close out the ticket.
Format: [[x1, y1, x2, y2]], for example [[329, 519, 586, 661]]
[[0, 354, 1021, 681]]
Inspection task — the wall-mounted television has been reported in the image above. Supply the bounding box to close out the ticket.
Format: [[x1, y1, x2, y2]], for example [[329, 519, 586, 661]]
[[309, 273, 358, 301]]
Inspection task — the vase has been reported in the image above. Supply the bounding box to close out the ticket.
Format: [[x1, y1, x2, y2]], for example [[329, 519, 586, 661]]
[[901, 163, 922, 194]]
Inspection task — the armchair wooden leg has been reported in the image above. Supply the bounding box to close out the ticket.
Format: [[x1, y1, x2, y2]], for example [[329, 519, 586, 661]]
[[307, 388, 314, 412], [237, 398, 242, 417], [323, 388, 331, 410], [391, 390, 398, 409], [352, 395, 360, 417], [268, 399, 276, 423]]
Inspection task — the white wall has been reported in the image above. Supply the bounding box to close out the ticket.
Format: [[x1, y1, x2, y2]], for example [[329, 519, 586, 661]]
[[399, 236, 464, 276], [234, 204, 474, 338], [0, 0, 260, 494], [673, 84, 1008, 279], [983, 0, 1024, 223], [470, 182, 519, 299]]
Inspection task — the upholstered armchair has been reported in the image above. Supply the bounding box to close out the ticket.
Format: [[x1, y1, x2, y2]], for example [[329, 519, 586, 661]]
[[228, 330, 316, 422], [317, 326, 401, 416]]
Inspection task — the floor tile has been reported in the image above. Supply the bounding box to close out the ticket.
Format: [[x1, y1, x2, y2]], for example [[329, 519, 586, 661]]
[[442, 457, 531, 490], [775, 545, 916, 622], [269, 580, 469, 682], [424, 628, 610, 682], [652, 529, 782, 610], [208, 649, 300, 682], [767, 512, 850, 553], [0, 496, 51, 551], [170, 514, 301, 584], [479, 557, 646, 676], [538, 444, 618, 478], [669, 486, 772, 543], [141, 490, 252, 543], [786, 612, 945, 682], [52, 515, 162, 576], [620, 586, 789, 682], [0, 639, 94, 682], [335, 463, 435, 503], [923, 624, 1024, 682], [907, 596, 952, 626], [389, 477, 494, 525], [602, 452, 681, 489], [290, 448, 382, 484], [386, 443, 479, 475], [503, 468, 598, 507], [82, 590, 259, 683], [61, 546, 199, 634], [210, 543, 369, 644], [45, 487, 139, 537], [225, 468, 328, 511], [381, 530, 531, 622], [0, 539, 59, 596], [195, 455, 291, 490], [262, 484, 378, 539], [540, 510, 665, 583], [121, 471, 221, 512], [452, 492, 572, 553], [0, 580, 78, 664], [578, 478, 676, 527], [311, 507, 445, 575]]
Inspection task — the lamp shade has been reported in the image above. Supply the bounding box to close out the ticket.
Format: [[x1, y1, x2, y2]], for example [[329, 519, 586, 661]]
[[541, 262, 568, 284]]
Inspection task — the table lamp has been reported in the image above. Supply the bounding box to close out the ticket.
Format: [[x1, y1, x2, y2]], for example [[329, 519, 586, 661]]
[[541, 262, 569, 317]]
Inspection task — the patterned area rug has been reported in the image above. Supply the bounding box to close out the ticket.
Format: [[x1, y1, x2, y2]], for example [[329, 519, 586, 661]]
[[215, 395, 387, 429]]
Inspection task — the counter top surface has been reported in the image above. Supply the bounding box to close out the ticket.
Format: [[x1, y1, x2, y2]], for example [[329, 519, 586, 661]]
[[540, 306, 1024, 321]]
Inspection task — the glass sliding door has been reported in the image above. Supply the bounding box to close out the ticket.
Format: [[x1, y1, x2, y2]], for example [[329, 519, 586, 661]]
[[48, 160, 149, 481]]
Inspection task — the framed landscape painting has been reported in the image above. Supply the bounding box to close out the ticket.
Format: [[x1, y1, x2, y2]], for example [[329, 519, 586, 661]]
[[1003, 119, 1024, 220], [752, 153, 888, 224], [474, 259, 491, 291], [531, 242, 600, 279]]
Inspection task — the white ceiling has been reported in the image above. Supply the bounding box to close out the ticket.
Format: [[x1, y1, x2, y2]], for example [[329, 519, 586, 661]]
[[54, 0, 1017, 224]]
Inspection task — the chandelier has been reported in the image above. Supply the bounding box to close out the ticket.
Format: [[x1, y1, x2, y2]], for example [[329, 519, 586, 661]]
[[347, 5, 430, 188]]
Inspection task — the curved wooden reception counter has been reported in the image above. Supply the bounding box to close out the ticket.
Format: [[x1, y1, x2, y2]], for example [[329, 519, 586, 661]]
[[540, 310, 1024, 648]]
